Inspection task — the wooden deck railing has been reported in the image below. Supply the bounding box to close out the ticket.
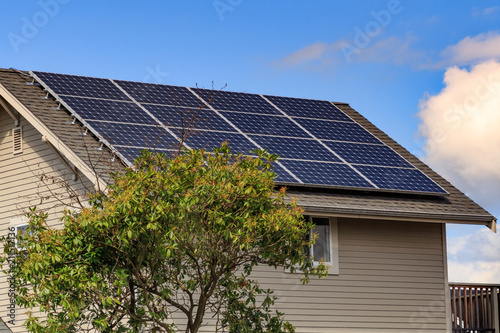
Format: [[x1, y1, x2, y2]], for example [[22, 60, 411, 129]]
[[450, 284, 500, 333]]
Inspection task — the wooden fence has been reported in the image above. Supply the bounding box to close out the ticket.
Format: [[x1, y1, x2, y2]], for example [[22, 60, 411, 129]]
[[450, 284, 500, 333]]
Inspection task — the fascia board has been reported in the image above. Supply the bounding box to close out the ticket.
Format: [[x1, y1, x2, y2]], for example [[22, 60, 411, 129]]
[[302, 208, 496, 230]]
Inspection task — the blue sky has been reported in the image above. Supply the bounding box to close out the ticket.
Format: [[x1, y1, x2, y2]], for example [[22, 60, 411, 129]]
[[1, 0, 500, 283]]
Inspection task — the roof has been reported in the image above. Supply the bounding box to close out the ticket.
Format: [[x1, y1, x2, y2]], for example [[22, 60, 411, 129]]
[[0, 68, 495, 228]]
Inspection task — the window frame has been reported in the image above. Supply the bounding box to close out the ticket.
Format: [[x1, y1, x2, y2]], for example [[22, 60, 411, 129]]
[[14, 223, 30, 250], [306, 216, 339, 275]]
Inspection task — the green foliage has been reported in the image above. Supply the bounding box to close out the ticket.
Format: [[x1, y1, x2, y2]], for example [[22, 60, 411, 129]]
[[1, 144, 327, 332]]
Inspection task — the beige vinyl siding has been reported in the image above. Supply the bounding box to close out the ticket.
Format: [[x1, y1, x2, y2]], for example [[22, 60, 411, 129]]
[[150, 220, 447, 333], [127, 221, 447, 333], [242, 218, 447, 333], [0, 109, 93, 332]]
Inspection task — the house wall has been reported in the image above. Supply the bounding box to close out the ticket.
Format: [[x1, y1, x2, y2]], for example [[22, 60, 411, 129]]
[[244, 218, 448, 333], [181, 217, 445, 333], [192, 218, 447, 333], [0, 108, 93, 332]]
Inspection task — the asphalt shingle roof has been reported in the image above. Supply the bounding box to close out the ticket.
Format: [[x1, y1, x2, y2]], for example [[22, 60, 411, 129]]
[[0, 68, 495, 224]]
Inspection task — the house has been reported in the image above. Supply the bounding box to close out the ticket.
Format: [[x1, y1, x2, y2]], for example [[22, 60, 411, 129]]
[[0, 67, 496, 333]]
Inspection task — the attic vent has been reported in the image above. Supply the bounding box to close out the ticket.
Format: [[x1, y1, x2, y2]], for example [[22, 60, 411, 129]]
[[12, 126, 23, 154]]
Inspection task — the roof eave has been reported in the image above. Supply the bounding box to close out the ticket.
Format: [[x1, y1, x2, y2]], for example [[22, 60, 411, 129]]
[[301, 205, 497, 230]]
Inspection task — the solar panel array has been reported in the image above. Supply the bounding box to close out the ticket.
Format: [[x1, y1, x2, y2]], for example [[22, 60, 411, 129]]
[[31, 71, 447, 195]]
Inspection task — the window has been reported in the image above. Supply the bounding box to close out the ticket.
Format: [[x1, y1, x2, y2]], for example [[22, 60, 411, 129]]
[[305, 216, 339, 274], [14, 223, 30, 250], [10, 217, 30, 250]]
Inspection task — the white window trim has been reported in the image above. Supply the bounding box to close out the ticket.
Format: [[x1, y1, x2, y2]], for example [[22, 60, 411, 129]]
[[309, 216, 339, 275], [10, 217, 29, 250], [14, 223, 30, 250], [286, 216, 339, 275]]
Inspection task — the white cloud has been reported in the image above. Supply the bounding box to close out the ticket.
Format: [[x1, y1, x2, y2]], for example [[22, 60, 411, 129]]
[[472, 6, 499, 17], [448, 260, 500, 284], [417, 61, 500, 210], [354, 35, 428, 67], [273, 31, 500, 71], [272, 35, 424, 71], [436, 32, 500, 68], [275, 42, 329, 67], [483, 6, 499, 15], [448, 227, 500, 283]]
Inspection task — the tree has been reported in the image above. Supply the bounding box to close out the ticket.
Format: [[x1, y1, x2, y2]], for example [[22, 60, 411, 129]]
[[1, 144, 327, 333]]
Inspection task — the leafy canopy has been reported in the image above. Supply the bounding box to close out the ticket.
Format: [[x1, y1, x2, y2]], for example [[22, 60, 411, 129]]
[[1, 144, 327, 333]]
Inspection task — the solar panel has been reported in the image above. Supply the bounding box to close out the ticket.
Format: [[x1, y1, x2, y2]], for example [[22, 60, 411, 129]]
[[86, 121, 180, 150], [145, 105, 234, 132], [199, 89, 280, 115], [249, 135, 342, 162], [271, 163, 299, 183], [183, 130, 258, 153], [220, 112, 310, 137], [264, 95, 352, 121], [355, 165, 447, 194], [324, 141, 413, 168], [115, 80, 205, 108], [31, 70, 448, 196], [295, 118, 381, 144], [63, 96, 155, 124], [280, 160, 374, 188], [33, 71, 130, 101]]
